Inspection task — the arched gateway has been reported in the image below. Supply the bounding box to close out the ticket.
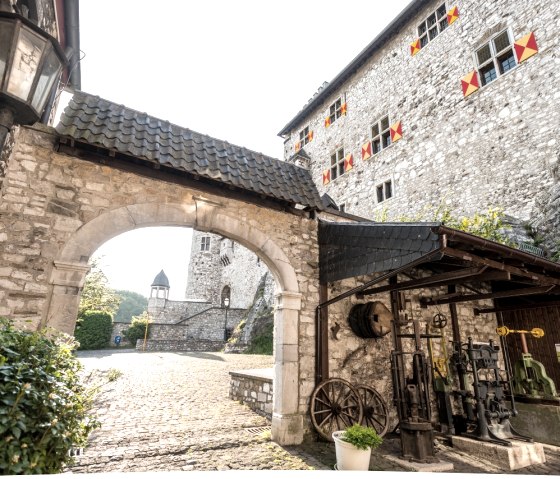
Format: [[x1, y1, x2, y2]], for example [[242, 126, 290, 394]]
[[0, 92, 324, 445]]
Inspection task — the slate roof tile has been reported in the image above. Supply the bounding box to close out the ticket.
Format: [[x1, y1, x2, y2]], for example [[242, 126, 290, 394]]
[[56, 91, 324, 210]]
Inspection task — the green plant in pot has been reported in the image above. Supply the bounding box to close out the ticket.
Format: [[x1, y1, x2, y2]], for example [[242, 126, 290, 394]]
[[332, 424, 383, 471]]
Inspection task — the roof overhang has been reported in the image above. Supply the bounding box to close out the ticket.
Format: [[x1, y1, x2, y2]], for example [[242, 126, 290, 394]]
[[319, 221, 560, 310]]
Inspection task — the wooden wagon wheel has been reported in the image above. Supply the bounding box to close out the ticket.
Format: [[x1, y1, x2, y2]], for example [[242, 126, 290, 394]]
[[355, 384, 389, 437], [310, 378, 363, 441]]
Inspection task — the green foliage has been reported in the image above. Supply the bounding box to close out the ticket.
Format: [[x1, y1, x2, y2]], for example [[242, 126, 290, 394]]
[[114, 290, 148, 323], [74, 310, 113, 350], [391, 204, 513, 246], [107, 368, 122, 382], [245, 322, 273, 355], [78, 259, 121, 318], [122, 312, 151, 348], [340, 424, 383, 451], [0, 318, 98, 474]]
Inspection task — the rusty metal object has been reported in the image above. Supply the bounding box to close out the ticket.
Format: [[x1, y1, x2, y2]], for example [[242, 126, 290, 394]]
[[348, 301, 391, 339], [309, 378, 362, 441]]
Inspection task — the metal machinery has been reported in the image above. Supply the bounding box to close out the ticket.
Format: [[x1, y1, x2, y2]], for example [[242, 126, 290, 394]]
[[450, 337, 532, 446], [389, 296, 438, 462], [497, 326, 558, 401]]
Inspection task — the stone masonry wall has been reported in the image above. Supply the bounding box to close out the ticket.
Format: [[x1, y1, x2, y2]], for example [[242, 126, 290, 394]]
[[283, 0, 559, 237], [0, 124, 320, 443], [185, 231, 223, 302], [137, 339, 224, 352], [148, 298, 211, 324], [229, 369, 274, 419]]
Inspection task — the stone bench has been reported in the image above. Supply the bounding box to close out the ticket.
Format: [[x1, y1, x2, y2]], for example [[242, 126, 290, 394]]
[[229, 368, 273, 419]]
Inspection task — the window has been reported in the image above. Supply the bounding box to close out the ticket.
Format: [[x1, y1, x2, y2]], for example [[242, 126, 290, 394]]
[[371, 116, 391, 154], [418, 3, 448, 48], [328, 98, 343, 125], [330, 147, 345, 181], [200, 236, 211, 251], [476, 30, 517, 87], [299, 126, 311, 146], [376, 180, 393, 203]]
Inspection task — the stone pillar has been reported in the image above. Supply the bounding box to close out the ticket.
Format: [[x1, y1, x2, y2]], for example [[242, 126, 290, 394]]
[[44, 261, 90, 335], [271, 291, 303, 445]]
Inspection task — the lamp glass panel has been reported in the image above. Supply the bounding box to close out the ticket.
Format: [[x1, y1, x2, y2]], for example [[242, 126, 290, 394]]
[[31, 46, 62, 111], [7, 27, 46, 101], [0, 20, 15, 87]]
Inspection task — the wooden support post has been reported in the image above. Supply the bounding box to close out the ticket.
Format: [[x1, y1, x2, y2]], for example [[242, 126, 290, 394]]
[[316, 283, 329, 386]]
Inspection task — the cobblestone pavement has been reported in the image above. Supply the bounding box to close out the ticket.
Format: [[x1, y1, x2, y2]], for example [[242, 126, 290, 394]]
[[67, 350, 560, 474]]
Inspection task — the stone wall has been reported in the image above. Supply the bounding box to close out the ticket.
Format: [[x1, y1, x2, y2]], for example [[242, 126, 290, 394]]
[[282, 0, 559, 241], [229, 369, 274, 419], [148, 298, 211, 324], [0, 124, 320, 444], [137, 339, 224, 352], [185, 231, 223, 303]]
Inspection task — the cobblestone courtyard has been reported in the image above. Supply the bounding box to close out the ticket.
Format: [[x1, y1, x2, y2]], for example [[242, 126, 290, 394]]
[[67, 349, 560, 474]]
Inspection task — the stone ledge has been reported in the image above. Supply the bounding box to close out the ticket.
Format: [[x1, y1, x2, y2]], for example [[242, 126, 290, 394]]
[[451, 435, 546, 471], [229, 368, 273, 381]]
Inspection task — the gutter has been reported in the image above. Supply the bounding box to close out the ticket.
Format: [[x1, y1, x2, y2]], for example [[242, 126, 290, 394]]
[[277, 0, 429, 137]]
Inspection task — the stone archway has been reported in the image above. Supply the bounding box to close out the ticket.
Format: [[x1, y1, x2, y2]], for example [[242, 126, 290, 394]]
[[46, 200, 304, 445]]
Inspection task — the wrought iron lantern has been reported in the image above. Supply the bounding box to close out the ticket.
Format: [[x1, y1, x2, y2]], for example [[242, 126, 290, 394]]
[[0, 10, 67, 142]]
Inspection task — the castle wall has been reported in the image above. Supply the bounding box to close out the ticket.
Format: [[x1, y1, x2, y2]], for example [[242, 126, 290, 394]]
[[185, 231, 223, 302], [282, 0, 559, 237]]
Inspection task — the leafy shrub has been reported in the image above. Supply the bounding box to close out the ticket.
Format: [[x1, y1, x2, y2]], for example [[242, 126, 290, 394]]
[[122, 312, 151, 348], [341, 424, 383, 450], [0, 318, 98, 474], [245, 322, 273, 355], [74, 310, 113, 350]]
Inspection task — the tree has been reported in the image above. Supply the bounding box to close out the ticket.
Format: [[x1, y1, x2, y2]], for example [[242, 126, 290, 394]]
[[78, 259, 121, 318], [114, 290, 148, 323]]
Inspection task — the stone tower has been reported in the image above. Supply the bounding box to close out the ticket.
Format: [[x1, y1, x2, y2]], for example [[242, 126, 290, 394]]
[[184, 231, 223, 303], [148, 269, 170, 317]]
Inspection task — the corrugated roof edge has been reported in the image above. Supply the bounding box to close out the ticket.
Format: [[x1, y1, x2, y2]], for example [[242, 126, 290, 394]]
[[277, 0, 428, 137]]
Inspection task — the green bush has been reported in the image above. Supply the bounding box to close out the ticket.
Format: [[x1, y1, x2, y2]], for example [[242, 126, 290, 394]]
[[74, 310, 113, 350], [0, 318, 98, 474], [245, 322, 273, 355], [122, 312, 150, 348], [341, 424, 383, 450]]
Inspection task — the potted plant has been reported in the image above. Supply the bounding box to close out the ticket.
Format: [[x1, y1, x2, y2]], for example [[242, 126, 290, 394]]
[[332, 424, 383, 471]]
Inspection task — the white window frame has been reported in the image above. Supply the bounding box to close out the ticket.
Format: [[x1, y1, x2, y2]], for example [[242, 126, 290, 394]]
[[200, 236, 211, 251], [299, 126, 310, 147], [327, 97, 344, 125], [418, 3, 448, 49], [474, 29, 517, 87], [329, 147, 345, 181], [371, 115, 391, 155]]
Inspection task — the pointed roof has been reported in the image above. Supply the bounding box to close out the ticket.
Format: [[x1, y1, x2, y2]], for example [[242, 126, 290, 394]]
[[151, 270, 170, 288]]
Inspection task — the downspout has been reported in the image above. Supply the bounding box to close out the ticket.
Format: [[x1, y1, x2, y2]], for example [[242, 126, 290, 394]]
[[64, 0, 80, 89]]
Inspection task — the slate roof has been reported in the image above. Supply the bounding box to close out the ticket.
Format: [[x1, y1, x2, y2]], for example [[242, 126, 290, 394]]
[[56, 91, 324, 210], [319, 221, 442, 283], [151, 270, 170, 288]]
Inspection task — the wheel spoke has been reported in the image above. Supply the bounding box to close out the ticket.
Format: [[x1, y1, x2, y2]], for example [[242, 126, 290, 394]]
[[318, 412, 333, 427]]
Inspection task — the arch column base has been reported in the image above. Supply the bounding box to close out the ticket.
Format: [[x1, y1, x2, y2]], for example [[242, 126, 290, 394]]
[[271, 413, 304, 445]]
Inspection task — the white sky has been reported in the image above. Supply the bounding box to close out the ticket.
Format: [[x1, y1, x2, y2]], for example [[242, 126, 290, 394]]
[[80, 0, 412, 299]]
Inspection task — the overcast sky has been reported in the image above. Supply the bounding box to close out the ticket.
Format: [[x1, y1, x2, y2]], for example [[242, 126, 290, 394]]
[[80, 0, 412, 299]]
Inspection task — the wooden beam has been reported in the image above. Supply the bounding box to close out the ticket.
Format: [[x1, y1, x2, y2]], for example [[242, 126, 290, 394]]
[[358, 267, 484, 296], [441, 247, 560, 286], [358, 267, 515, 297], [317, 284, 329, 386], [421, 285, 557, 306], [474, 301, 560, 315]]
